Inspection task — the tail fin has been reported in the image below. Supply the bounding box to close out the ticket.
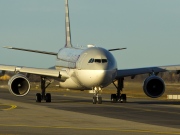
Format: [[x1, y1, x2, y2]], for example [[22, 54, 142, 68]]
[[65, 0, 72, 47]]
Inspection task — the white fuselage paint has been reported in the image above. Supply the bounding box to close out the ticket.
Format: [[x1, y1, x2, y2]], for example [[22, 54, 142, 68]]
[[55, 47, 117, 90]]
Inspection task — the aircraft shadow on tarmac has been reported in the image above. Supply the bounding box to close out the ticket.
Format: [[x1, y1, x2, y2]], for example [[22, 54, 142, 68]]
[[28, 97, 180, 105], [131, 100, 180, 105]]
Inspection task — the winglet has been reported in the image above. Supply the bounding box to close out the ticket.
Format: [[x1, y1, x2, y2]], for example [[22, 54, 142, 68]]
[[65, 0, 72, 48]]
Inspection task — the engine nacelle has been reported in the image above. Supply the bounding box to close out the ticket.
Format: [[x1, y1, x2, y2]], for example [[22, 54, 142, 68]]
[[8, 74, 31, 96], [143, 75, 165, 98]]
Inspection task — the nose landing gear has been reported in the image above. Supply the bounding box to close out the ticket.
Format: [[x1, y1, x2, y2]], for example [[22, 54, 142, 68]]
[[92, 87, 102, 104]]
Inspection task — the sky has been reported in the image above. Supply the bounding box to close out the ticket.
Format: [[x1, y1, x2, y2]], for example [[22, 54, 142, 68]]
[[0, 0, 180, 69]]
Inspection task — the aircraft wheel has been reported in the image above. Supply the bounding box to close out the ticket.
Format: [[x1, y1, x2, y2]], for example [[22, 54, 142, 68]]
[[46, 93, 51, 102], [121, 94, 127, 103], [36, 93, 42, 102], [98, 97, 102, 104], [93, 96, 97, 104], [111, 94, 117, 103]]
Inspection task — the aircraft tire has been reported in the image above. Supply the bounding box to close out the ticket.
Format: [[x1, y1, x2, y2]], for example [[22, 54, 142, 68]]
[[36, 93, 42, 102], [46, 93, 51, 102], [121, 94, 127, 103], [111, 94, 117, 103], [98, 97, 102, 104], [93, 96, 97, 104]]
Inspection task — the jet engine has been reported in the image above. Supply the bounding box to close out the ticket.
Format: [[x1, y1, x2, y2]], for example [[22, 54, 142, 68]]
[[8, 74, 31, 96], [143, 75, 165, 98]]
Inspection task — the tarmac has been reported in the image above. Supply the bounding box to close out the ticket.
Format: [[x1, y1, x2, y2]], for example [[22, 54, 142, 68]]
[[0, 87, 180, 135]]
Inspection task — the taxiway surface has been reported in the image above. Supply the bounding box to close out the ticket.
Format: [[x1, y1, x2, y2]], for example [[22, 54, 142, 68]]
[[0, 87, 180, 135]]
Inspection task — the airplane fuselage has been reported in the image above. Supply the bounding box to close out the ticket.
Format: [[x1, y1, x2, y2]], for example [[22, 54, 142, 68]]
[[55, 46, 117, 90]]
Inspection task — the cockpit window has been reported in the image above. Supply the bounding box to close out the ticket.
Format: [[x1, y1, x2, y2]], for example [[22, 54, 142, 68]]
[[88, 58, 108, 63], [102, 59, 108, 63], [88, 58, 94, 63], [95, 59, 101, 63]]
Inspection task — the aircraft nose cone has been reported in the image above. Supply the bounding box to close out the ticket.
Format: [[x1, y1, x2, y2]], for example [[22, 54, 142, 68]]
[[76, 69, 117, 88]]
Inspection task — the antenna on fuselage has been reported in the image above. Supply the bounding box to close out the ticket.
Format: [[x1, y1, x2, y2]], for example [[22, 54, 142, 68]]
[[65, 0, 72, 48]]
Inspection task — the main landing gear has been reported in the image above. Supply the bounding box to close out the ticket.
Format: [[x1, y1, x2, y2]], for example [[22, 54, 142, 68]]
[[36, 77, 52, 103], [92, 87, 102, 104], [111, 78, 127, 103]]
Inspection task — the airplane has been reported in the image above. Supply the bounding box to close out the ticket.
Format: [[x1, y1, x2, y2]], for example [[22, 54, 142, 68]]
[[1, 0, 180, 104]]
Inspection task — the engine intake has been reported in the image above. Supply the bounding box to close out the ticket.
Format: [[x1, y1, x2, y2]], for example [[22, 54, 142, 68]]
[[8, 74, 31, 96], [143, 75, 165, 98]]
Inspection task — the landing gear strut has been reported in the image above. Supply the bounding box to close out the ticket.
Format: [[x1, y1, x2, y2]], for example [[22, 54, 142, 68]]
[[111, 78, 127, 103], [92, 87, 102, 104], [36, 77, 52, 103]]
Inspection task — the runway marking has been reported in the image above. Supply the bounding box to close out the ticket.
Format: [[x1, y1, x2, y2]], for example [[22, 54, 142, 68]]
[[0, 104, 17, 111], [0, 124, 179, 134]]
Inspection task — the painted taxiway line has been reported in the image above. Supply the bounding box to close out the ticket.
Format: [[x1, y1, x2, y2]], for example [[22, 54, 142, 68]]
[[0, 124, 179, 134], [0, 104, 17, 111]]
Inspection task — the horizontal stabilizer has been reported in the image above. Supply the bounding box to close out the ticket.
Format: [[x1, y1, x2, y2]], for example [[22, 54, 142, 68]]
[[3, 46, 57, 56], [108, 48, 127, 51]]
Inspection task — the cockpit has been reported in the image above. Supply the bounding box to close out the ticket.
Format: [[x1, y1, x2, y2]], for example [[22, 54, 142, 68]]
[[88, 58, 108, 63]]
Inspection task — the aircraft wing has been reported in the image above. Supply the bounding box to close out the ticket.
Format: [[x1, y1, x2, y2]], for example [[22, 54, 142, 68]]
[[116, 65, 180, 78], [0, 65, 69, 80]]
